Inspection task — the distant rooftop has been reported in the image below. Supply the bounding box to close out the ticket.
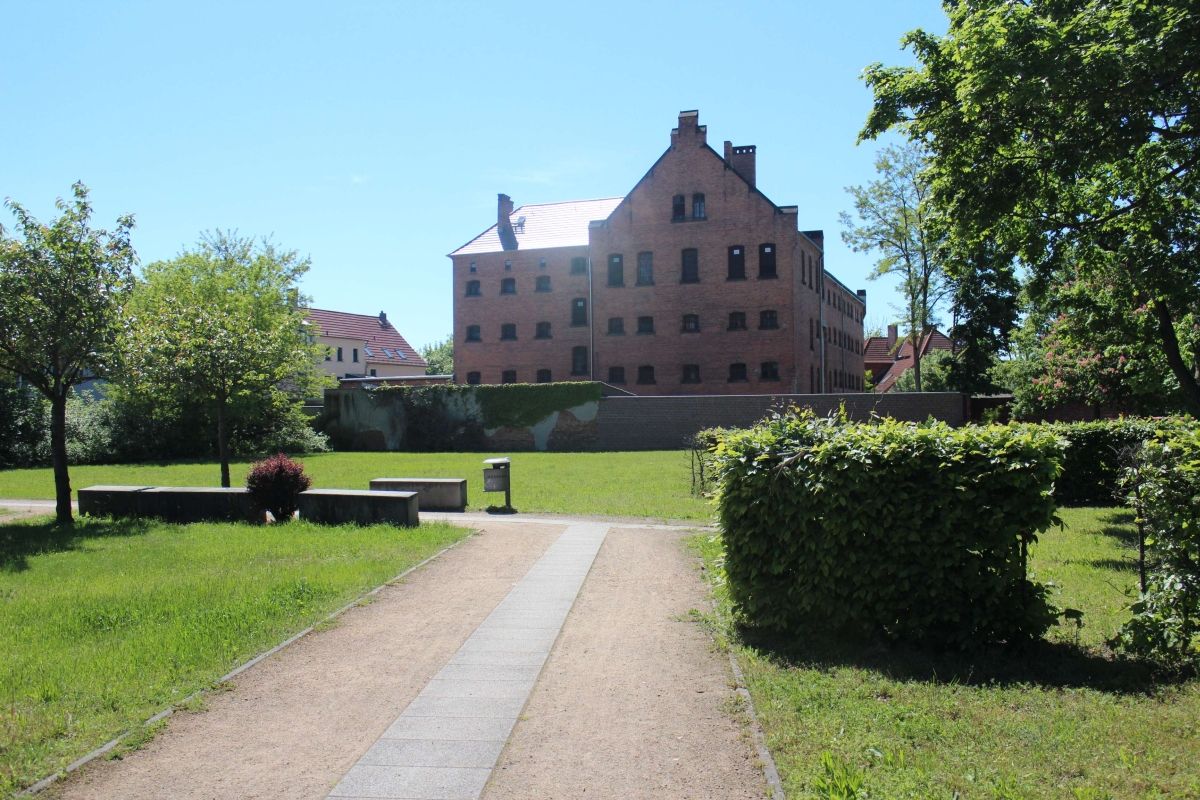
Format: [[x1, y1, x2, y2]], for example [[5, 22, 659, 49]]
[[450, 197, 624, 256], [304, 308, 426, 367]]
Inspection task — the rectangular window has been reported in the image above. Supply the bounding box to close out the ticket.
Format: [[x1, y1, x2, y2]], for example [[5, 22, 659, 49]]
[[369, 368, 377, 377], [758, 243, 777, 279], [809, 318, 814, 350], [607, 317, 625, 335], [467, 371, 481, 385], [535, 321, 552, 339], [672, 194, 685, 221], [682, 314, 700, 333], [465, 280, 481, 296], [637, 315, 655, 334], [504, 260, 512, 271], [466, 325, 481, 342], [692, 193, 706, 219], [570, 256, 588, 275], [681, 248, 699, 283], [728, 311, 747, 331], [324, 348, 331, 362], [637, 365, 656, 385], [336, 346, 343, 362], [571, 346, 589, 376], [608, 366, 626, 384], [500, 323, 517, 340], [535, 275, 551, 292], [571, 298, 587, 326], [607, 254, 624, 287], [727, 246, 745, 280], [352, 348, 359, 363], [537, 369, 552, 383], [500, 277, 516, 294], [539, 258, 547, 270], [682, 364, 701, 384], [761, 361, 780, 381], [469, 261, 477, 273], [636, 251, 654, 285], [728, 363, 748, 382], [502, 370, 517, 384], [759, 310, 779, 330]]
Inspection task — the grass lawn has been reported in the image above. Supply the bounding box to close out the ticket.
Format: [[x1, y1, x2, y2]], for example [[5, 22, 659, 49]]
[[693, 507, 1200, 799], [0, 515, 468, 796], [0, 451, 711, 522]]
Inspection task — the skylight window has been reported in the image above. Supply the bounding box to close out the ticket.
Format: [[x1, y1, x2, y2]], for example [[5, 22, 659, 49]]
[[364, 346, 374, 358], [382, 348, 395, 359]]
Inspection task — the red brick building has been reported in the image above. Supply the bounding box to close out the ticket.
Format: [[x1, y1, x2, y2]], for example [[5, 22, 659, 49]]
[[449, 111, 866, 395], [864, 324, 953, 392]]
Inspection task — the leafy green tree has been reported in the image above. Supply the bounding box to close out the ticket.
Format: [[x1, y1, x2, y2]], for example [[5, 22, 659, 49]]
[[893, 349, 953, 392], [420, 335, 453, 376], [861, 0, 1200, 414], [123, 232, 329, 487], [945, 243, 1019, 395], [841, 142, 948, 391], [0, 184, 135, 523]]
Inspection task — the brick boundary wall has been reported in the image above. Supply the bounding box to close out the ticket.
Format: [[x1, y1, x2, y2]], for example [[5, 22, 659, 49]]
[[594, 392, 968, 451]]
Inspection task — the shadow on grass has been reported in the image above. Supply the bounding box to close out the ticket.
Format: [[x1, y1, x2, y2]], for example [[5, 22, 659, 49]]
[[737, 623, 1169, 695], [0, 517, 151, 573]]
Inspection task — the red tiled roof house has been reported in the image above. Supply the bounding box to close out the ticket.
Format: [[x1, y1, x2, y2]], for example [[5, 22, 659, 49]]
[[304, 308, 427, 379]]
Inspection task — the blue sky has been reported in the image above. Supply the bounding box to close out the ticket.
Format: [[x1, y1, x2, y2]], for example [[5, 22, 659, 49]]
[[1, 1, 947, 351]]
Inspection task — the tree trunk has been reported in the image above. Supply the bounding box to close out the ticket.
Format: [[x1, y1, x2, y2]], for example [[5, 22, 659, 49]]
[[216, 399, 231, 488], [912, 329, 923, 392], [1151, 299, 1200, 416], [50, 392, 73, 525]]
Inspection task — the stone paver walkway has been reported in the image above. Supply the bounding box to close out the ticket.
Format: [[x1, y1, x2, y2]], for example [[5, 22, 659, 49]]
[[326, 522, 610, 800]]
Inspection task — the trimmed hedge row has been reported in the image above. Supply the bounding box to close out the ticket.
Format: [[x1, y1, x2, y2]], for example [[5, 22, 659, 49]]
[[714, 411, 1063, 648], [1049, 419, 1159, 506]]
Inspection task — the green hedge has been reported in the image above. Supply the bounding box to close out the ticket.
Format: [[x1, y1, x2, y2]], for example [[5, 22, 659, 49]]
[[714, 411, 1063, 648], [1049, 419, 1159, 506]]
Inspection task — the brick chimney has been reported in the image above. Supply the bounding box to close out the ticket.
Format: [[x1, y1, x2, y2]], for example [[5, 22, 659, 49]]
[[723, 140, 757, 187], [670, 110, 707, 148], [497, 193, 518, 251], [887, 323, 898, 350], [379, 311, 388, 328]]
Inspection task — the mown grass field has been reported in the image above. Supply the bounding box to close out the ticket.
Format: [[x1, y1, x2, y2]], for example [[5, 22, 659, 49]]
[[693, 508, 1200, 799], [0, 451, 710, 522], [0, 516, 468, 796]]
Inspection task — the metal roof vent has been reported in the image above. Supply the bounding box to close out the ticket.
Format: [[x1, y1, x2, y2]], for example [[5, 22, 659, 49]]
[[515, 216, 526, 233]]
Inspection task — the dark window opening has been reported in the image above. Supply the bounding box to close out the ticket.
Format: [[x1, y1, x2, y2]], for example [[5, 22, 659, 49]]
[[502, 370, 517, 384], [469, 261, 477, 273], [728, 311, 747, 331], [336, 346, 343, 362], [672, 194, 685, 221], [681, 248, 699, 283], [352, 348, 359, 363], [682, 314, 700, 333], [536, 369, 552, 383], [636, 365, 656, 385], [728, 362, 748, 382], [466, 325, 481, 342], [570, 256, 588, 275], [759, 310, 779, 330], [692, 193, 706, 219], [682, 364, 701, 384], [636, 251, 654, 285], [608, 366, 626, 384], [809, 319, 814, 350], [607, 317, 625, 335], [369, 368, 377, 377], [535, 275, 551, 292], [465, 280, 481, 296], [500, 277, 516, 294], [535, 321, 552, 339], [727, 246, 745, 280], [571, 346, 589, 376], [504, 260, 512, 271], [761, 361, 780, 381], [607, 254, 624, 287], [758, 243, 777, 279], [637, 315, 655, 334], [500, 323, 517, 340], [539, 258, 547, 270], [467, 371, 481, 385], [571, 298, 588, 326]]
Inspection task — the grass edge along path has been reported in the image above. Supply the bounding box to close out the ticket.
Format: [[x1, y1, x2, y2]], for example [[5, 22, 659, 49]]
[[0, 516, 470, 797], [689, 508, 1200, 799]]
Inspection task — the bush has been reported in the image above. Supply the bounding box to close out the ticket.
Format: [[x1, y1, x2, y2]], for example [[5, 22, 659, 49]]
[[714, 410, 1063, 648], [0, 379, 47, 468], [1112, 426, 1200, 668], [1048, 419, 1159, 506], [246, 454, 312, 522]]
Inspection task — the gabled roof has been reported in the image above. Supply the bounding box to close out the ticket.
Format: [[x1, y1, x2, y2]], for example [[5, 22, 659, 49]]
[[304, 308, 426, 367], [864, 336, 895, 363], [868, 329, 953, 392], [449, 198, 624, 256]]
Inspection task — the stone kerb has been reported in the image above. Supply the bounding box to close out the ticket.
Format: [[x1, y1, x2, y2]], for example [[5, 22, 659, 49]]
[[137, 487, 263, 524], [77, 485, 153, 518], [299, 489, 419, 527], [369, 478, 467, 512]]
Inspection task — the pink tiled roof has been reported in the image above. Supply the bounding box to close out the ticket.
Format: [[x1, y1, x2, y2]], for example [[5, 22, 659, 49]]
[[449, 197, 624, 256], [863, 336, 894, 363], [304, 308, 426, 367], [871, 329, 953, 392]]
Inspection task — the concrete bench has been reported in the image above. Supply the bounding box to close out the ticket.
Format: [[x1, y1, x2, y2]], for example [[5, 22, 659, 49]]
[[136, 487, 263, 524], [369, 478, 467, 512], [78, 485, 153, 518], [298, 489, 419, 527]]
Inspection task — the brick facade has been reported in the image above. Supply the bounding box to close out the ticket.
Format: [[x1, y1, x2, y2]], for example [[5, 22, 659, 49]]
[[450, 111, 865, 395]]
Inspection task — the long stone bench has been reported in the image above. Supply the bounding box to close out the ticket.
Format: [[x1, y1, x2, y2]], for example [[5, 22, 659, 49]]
[[78, 485, 153, 518], [368, 478, 467, 512], [298, 489, 419, 527]]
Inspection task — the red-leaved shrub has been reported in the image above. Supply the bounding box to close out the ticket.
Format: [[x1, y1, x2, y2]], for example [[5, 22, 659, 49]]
[[246, 453, 311, 522]]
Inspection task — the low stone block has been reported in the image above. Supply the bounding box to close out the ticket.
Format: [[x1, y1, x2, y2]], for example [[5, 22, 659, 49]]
[[369, 478, 467, 512], [137, 487, 262, 524], [299, 489, 419, 527], [77, 485, 153, 518]]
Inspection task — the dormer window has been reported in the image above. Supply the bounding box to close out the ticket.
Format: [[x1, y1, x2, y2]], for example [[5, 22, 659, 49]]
[[692, 193, 706, 219]]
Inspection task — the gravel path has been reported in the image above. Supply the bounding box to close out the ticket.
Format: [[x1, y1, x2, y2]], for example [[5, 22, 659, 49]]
[[41, 518, 765, 799]]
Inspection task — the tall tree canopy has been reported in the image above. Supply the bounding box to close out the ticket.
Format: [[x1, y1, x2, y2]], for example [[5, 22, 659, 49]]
[[0, 184, 135, 523], [123, 233, 328, 487], [862, 0, 1200, 413], [420, 335, 453, 376]]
